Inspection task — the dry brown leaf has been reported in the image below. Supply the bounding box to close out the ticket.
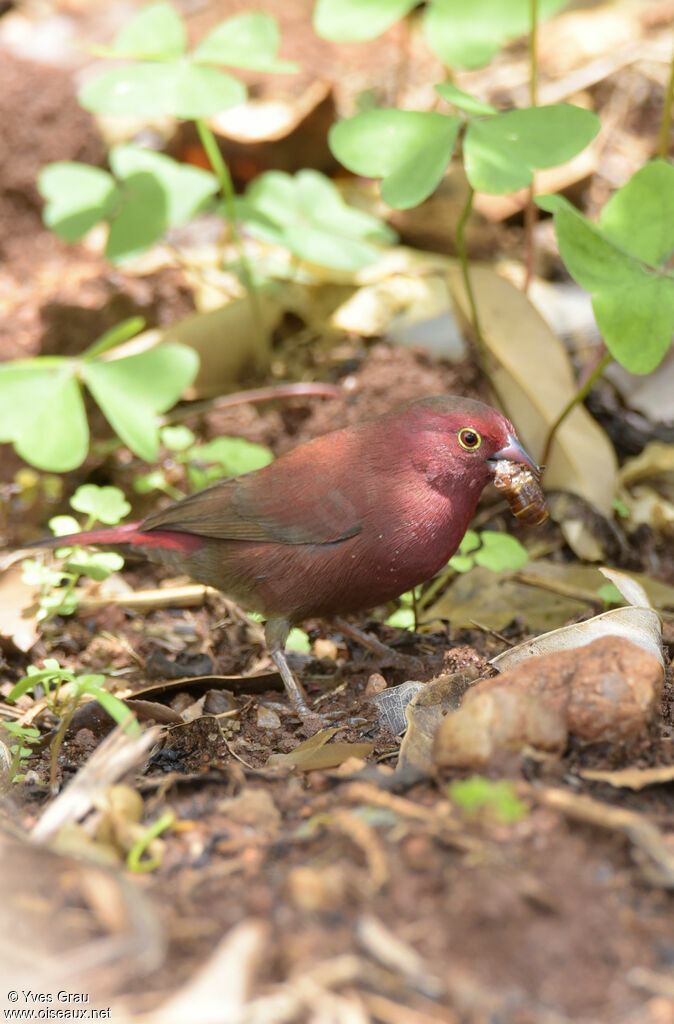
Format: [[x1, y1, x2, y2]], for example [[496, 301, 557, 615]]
[[618, 442, 674, 536], [423, 564, 587, 633], [268, 728, 374, 770], [398, 674, 477, 772], [446, 263, 618, 512], [0, 563, 40, 652]]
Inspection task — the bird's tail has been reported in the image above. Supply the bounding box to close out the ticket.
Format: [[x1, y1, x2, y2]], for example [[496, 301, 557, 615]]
[[26, 521, 145, 551], [25, 521, 204, 555]]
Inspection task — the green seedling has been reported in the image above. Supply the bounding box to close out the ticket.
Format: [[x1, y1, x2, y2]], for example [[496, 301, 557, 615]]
[[126, 810, 176, 873], [0, 317, 198, 472], [537, 161, 674, 375], [314, 0, 568, 69], [39, 4, 395, 280], [134, 425, 274, 497], [0, 721, 41, 786], [9, 659, 140, 791], [448, 775, 528, 825], [22, 484, 130, 621]]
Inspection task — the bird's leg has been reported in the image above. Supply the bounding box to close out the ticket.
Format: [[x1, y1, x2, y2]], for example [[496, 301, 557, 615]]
[[333, 616, 423, 673], [265, 617, 318, 727]]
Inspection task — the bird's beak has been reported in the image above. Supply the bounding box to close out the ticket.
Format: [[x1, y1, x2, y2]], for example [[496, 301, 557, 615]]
[[489, 433, 540, 474]]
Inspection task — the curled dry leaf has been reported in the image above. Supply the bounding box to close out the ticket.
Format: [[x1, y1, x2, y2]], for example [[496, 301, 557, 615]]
[[397, 671, 480, 772], [0, 563, 40, 653], [618, 441, 674, 536], [491, 567, 663, 672]]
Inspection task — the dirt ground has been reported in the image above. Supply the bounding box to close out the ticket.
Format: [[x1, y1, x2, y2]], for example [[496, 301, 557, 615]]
[[0, 1, 672, 1022]]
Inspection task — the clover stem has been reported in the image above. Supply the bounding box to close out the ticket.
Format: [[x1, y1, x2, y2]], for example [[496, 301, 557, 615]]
[[657, 43, 674, 159], [195, 119, 267, 361], [540, 349, 612, 472], [455, 187, 507, 412], [418, 565, 456, 613], [523, 0, 539, 293]]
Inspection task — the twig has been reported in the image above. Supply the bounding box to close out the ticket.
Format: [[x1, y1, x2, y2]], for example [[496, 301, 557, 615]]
[[161, 382, 342, 425]]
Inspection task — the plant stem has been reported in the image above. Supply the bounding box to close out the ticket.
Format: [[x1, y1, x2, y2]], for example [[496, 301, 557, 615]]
[[49, 701, 77, 793], [657, 43, 674, 159], [523, 0, 539, 292], [195, 118, 267, 361], [161, 382, 342, 425], [455, 187, 507, 411], [418, 566, 456, 612], [540, 349, 612, 471]]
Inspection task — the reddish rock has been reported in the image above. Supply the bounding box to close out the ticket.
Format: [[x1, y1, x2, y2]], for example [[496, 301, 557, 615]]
[[434, 636, 663, 768]]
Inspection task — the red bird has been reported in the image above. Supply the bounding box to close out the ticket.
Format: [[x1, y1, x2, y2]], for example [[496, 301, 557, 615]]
[[33, 397, 541, 723]]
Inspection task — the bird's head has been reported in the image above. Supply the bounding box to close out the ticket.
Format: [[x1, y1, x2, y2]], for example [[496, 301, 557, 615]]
[[393, 396, 539, 492]]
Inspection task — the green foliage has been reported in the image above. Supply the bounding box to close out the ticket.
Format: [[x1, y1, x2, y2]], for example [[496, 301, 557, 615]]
[[448, 776, 528, 824], [22, 484, 129, 621], [597, 582, 623, 608], [70, 484, 131, 526], [314, 0, 568, 69], [1, 721, 41, 784], [386, 606, 416, 630], [385, 586, 420, 630], [8, 659, 139, 737], [314, 0, 416, 43], [449, 530, 529, 573], [0, 319, 198, 471], [239, 169, 396, 270], [329, 100, 598, 208], [40, 145, 219, 264], [537, 161, 674, 374], [134, 426, 274, 497], [330, 111, 461, 209], [286, 627, 312, 653], [188, 437, 274, 484], [79, 4, 297, 120], [8, 659, 140, 790], [460, 103, 599, 193], [423, 0, 568, 69]]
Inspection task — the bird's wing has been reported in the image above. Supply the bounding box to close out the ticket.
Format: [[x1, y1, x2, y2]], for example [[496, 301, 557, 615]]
[[140, 469, 363, 546]]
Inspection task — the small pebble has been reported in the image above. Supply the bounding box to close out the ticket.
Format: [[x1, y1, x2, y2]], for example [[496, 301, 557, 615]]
[[364, 672, 388, 698], [257, 705, 282, 730]]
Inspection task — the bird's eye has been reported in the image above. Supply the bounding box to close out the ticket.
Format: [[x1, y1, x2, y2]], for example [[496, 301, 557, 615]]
[[458, 427, 482, 451]]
